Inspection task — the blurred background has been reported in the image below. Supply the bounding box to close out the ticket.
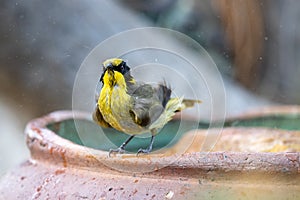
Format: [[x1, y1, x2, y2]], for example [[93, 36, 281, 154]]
[[1, 0, 299, 176]]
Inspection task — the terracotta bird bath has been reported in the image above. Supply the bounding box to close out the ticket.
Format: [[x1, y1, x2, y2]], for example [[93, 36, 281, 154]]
[[0, 106, 300, 199]]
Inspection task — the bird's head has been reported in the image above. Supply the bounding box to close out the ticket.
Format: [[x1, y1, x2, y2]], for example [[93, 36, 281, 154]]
[[100, 58, 132, 88]]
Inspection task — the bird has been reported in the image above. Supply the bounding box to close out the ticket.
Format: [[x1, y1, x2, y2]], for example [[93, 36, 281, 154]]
[[93, 58, 201, 156]]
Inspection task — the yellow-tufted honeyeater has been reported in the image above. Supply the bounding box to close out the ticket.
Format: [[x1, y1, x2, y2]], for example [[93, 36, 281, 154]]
[[93, 58, 201, 155]]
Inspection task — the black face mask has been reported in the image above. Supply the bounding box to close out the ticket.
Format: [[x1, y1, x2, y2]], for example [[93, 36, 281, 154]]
[[113, 61, 130, 75]]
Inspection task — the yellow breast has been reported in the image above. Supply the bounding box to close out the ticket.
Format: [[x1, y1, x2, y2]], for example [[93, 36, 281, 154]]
[[98, 85, 122, 131], [98, 69, 149, 134], [98, 70, 132, 132]]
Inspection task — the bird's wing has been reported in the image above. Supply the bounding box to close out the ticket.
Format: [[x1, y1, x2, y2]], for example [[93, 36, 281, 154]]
[[129, 83, 171, 127], [92, 105, 111, 128]]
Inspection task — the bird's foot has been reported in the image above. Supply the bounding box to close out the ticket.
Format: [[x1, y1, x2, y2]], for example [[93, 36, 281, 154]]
[[136, 147, 152, 156], [136, 135, 155, 156], [108, 147, 125, 157], [108, 135, 135, 157]]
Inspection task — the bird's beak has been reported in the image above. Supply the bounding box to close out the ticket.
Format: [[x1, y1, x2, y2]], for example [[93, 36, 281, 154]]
[[107, 66, 114, 76], [107, 65, 113, 70], [100, 65, 114, 83]]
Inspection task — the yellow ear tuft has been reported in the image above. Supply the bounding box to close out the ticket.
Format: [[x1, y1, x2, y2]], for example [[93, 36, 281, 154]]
[[103, 58, 123, 67]]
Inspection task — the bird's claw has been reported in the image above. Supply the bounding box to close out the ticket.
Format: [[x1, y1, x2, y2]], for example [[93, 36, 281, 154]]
[[136, 148, 151, 156], [108, 147, 125, 157]]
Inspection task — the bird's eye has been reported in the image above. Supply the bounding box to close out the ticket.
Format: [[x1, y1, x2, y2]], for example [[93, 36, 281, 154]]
[[118, 63, 124, 72]]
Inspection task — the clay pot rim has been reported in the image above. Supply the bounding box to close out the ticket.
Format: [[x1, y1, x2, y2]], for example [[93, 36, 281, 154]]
[[25, 109, 300, 173]]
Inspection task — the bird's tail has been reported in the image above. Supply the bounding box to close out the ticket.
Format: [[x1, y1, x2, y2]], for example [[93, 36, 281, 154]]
[[177, 99, 202, 112]]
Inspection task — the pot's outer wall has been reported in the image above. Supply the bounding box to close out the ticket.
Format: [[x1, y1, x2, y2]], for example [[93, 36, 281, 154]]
[[1, 160, 300, 199], [0, 108, 300, 199]]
